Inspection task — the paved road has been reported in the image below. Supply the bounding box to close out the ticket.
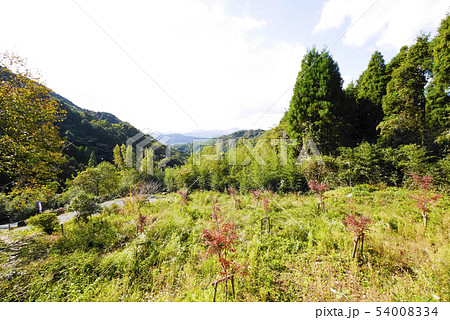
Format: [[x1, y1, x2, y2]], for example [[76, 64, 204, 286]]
[[0, 195, 161, 230]]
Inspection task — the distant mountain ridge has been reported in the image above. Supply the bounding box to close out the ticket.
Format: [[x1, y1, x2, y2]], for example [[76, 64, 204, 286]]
[[159, 133, 202, 145], [211, 129, 265, 141], [170, 129, 265, 156], [160, 128, 263, 145], [179, 128, 240, 139]]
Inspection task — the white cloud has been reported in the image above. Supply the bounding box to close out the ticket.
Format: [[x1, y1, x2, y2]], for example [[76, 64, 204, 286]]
[[314, 0, 449, 49], [0, 0, 305, 132]]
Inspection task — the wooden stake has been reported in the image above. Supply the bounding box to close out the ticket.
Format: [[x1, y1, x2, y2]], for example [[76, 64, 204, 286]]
[[213, 282, 218, 302], [224, 278, 228, 302], [351, 237, 359, 260], [231, 275, 235, 299], [360, 234, 364, 258], [422, 212, 427, 230]]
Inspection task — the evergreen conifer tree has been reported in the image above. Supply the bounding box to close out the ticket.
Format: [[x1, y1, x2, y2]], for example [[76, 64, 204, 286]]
[[286, 48, 344, 154]]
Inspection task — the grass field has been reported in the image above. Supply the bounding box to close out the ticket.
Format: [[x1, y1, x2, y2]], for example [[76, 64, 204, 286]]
[[1, 185, 449, 302]]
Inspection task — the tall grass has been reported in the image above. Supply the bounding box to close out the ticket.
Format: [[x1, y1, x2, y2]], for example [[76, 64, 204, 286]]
[[0, 186, 448, 301]]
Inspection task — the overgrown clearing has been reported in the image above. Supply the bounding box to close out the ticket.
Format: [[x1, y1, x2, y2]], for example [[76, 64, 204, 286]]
[[1, 186, 448, 302]]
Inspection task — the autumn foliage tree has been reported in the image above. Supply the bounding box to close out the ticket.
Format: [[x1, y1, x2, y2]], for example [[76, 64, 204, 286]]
[[0, 52, 65, 191]]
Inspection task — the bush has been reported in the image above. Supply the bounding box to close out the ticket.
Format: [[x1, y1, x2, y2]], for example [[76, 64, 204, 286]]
[[4, 183, 59, 222], [6, 191, 39, 222], [69, 192, 101, 222], [337, 142, 382, 185], [118, 168, 145, 195], [58, 186, 83, 207], [431, 154, 450, 191], [71, 162, 120, 200], [27, 212, 59, 234], [0, 193, 11, 224]]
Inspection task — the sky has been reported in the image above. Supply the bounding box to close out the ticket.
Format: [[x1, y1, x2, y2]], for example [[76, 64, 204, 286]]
[[1, 0, 448, 134]]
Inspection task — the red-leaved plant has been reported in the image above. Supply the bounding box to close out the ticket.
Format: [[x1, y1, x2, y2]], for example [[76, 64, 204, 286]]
[[228, 187, 237, 198], [228, 187, 241, 209], [262, 197, 270, 213], [177, 189, 188, 207], [342, 214, 372, 260], [308, 179, 328, 210], [409, 173, 433, 190], [249, 190, 263, 207], [201, 201, 243, 301], [408, 174, 442, 230], [136, 213, 148, 233]]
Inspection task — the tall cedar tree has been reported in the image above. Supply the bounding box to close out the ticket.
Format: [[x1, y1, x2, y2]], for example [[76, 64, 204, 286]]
[[286, 48, 344, 154], [0, 53, 65, 190], [427, 14, 450, 149], [385, 46, 409, 79], [353, 51, 388, 143], [379, 35, 433, 146]]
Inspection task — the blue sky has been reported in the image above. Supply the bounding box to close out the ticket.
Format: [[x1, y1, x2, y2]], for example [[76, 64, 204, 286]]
[[1, 0, 448, 134]]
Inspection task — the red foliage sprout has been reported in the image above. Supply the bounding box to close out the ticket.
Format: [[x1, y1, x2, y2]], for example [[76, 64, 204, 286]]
[[408, 174, 442, 230], [342, 214, 372, 260], [201, 202, 240, 277], [177, 189, 188, 207], [136, 213, 148, 233], [308, 179, 328, 210]]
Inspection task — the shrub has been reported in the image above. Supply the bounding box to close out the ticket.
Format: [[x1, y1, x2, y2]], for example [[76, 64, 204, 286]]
[[136, 213, 148, 233], [396, 144, 428, 176], [433, 154, 450, 191], [308, 179, 328, 210], [342, 213, 372, 260], [27, 212, 59, 234], [118, 168, 147, 196], [5, 183, 58, 222], [337, 142, 381, 185], [69, 192, 101, 222], [408, 174, 442, 230], [7, 191, 39, 222], [201, 201, 243, 301], [164, 167, 181, 192], [71, 162, 120, 199], [177, 189, 189, 207], [0, 193, 11, 224], [134, 181, 162, 195], [249, 190, 263, 207]]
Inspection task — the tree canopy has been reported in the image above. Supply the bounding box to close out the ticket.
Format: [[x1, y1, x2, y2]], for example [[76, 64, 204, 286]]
[[0, 52, 65, 191]]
